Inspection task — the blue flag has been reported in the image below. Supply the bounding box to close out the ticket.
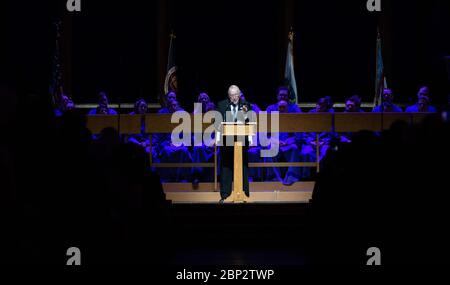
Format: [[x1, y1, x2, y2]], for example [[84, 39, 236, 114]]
[[284, 30, 298, 104], [373, 30, 386, 108]]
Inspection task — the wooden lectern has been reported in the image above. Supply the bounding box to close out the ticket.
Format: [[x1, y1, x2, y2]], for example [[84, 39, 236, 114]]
[[220, 122, 257, 202]]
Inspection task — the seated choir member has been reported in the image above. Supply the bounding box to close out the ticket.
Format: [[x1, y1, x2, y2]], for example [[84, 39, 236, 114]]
[[158, 91, 178, 114], [372, 88, 403, 112], [266, 86, 302, 113], [191, 93, 216, 185], [152, 99, 192, 182], [264, 99, 303, 185], [340, 95, 365, 143], [88, 91, 118, 115], [127, 99, 152, 155], [303, 97, 338, 163], [405, 86, 437, 113]]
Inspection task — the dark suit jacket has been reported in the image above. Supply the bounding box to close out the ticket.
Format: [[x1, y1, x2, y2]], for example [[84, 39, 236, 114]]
[[215, 99, 254, 131]]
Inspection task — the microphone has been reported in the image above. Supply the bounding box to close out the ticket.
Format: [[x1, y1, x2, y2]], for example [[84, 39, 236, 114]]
[[238, 99, 251, 124], [239, 99, 250, 111], [224, 100, 233, 121]]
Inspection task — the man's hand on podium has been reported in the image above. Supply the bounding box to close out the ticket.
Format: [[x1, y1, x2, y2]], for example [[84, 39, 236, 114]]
[[215, 131, 220, 145]]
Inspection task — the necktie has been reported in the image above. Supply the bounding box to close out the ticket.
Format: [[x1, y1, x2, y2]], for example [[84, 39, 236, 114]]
[[232, 104, 237, 121]]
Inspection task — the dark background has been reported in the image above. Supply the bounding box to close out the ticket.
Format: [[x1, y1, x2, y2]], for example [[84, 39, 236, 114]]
[[4, 0, 450, 110]]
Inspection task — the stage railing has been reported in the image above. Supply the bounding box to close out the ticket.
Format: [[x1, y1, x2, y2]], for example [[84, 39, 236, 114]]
[[85, 112, 433, 192]]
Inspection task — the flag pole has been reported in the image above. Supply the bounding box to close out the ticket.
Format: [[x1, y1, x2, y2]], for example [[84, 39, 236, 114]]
[[288, 26, 294, 42]]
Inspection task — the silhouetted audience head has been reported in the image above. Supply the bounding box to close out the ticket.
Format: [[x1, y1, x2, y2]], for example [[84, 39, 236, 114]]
[[309, 112, 449, 265], [97, 127, 121, 145]]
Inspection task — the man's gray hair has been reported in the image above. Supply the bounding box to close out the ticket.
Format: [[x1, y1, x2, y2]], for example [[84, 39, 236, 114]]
[[228, 85, 241, 95]]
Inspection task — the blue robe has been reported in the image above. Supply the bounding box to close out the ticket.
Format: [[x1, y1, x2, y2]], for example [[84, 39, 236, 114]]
[[264, 104, 305, 184], [302, 131, 338, 162], [250, 103, 262, 114], [405, 104, 437, 113], [157, 108, 170, 114], [126, 112, 154, 156], [308, 108, 335, 113], [191, 133, 215, 182], [264, 132, 304, 185], [152, 108, 192, 182], [152, 132, 192, 182], [266, 102, 302, 113], [88, 108, 118, 115], [303, 109, 338, 162], [373, 104, 403, 112]]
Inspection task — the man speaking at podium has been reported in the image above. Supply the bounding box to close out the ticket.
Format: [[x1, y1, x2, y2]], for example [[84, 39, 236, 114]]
[[216, 85, 253, 203]]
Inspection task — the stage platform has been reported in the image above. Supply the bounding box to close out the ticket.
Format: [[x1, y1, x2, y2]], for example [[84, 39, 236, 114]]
[[163, 181, 314, 203]]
